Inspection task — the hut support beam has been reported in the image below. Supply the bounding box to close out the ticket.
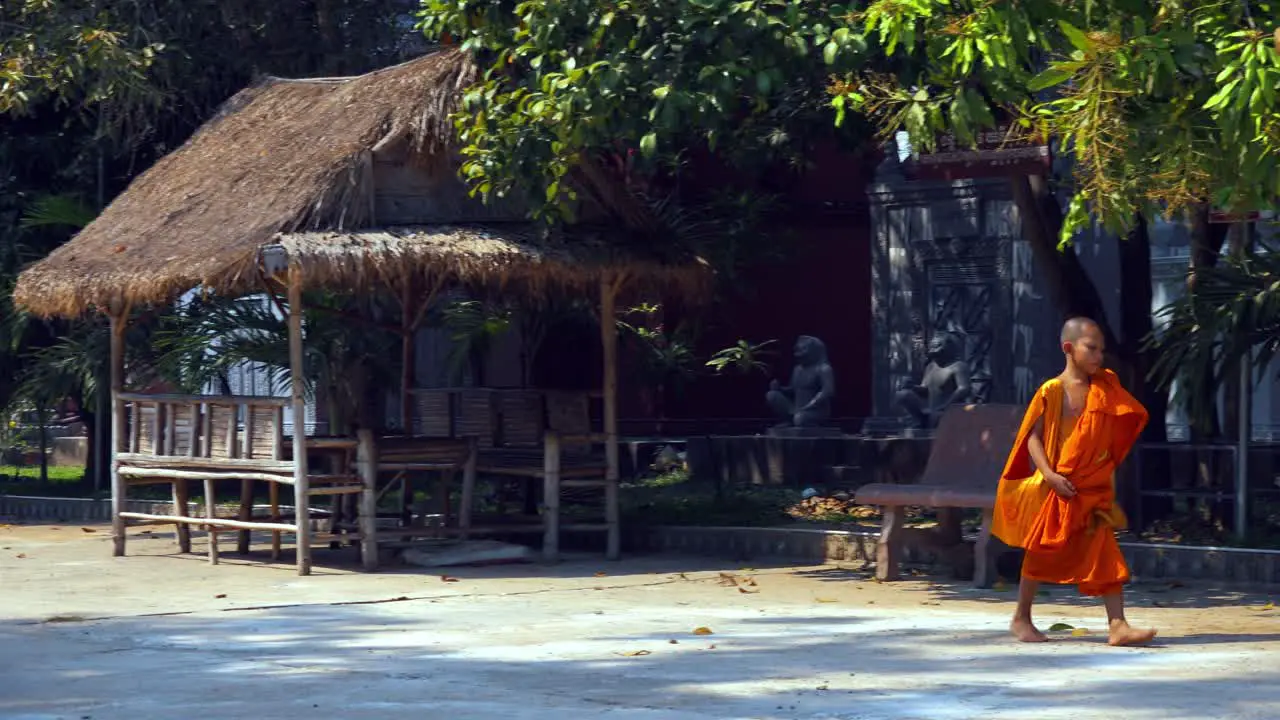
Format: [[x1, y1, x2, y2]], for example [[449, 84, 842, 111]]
[[599, 274, 624, 561], [109, 311, 128, 557], [288, 267, 312, 576]]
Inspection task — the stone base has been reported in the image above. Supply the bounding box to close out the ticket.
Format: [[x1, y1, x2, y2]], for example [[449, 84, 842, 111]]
[[686, 435, 932, 489]]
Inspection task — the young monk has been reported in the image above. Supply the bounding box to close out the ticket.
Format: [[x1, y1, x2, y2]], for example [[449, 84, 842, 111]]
[[992, 317, 1157, 646]]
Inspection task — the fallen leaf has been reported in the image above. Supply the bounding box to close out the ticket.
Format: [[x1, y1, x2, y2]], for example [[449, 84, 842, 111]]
[[692, 627, 714, 636], [1070, 628, 1091, 637], [738, 587, 758, 594], [15, 553, 26, 559], [1168, 581, 1185, 589], [616, 650, 651, 657], [815, 597, 838, 603], [594, 572, 607, 578], [80, 528, 96, 533], [1252, 602, 1275, 612], [215, 594, 227, 599], [707, 644, 717, 650], [920, 601, 940, 606], [441, 576, 459, 583], [668, 639, 679, 644], [1048, 622, 1075, 632], [677, 573, 689, 581], [866, 600, 876, 605], [717, 573, 738, 587]]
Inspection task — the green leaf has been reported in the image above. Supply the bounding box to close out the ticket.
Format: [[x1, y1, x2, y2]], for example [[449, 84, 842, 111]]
[[653, 85, 670, 100], [1028, 66, 1073, 92], [1047, 622, 1075, 632], [1058, 21, 1090, 53], [639, 132, 657, 156], [824, 41, 838, 65]]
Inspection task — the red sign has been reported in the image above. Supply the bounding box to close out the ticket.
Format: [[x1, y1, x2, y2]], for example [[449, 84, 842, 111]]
[[904, 128, 1051, 181]]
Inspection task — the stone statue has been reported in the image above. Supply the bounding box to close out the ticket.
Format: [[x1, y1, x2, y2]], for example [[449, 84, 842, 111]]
[[766, 336, 835, 428], [895, 332, 974, 429]]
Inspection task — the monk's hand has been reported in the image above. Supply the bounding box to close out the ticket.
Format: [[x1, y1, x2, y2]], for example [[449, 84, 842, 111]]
[[1045, 472, 1076, 499]]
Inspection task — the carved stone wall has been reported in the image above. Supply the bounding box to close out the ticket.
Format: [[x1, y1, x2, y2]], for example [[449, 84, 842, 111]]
[[868, 177, 1063, 415]]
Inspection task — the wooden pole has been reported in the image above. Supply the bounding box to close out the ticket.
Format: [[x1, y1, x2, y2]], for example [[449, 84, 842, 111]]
[[204, 476, 219, 565], [288, 267, 312, 576], [108, 312, 128, 557], [356, 429, 379, 571], [400, 277, 416, 434], [599, 275, 622, 560], [542, 430, 561, 561]]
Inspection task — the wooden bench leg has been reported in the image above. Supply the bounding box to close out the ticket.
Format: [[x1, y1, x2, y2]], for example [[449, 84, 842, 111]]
[[876, 505, 904, 581], [973, 507, 1000, 589]]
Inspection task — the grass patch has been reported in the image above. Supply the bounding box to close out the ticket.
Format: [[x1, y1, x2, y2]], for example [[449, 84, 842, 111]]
[[0, 465, 85, 483]]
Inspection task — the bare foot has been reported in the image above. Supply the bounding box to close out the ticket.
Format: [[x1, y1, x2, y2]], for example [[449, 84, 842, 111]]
[[1108, 620, 1157, 647], [1010, 617, 1049, 643]]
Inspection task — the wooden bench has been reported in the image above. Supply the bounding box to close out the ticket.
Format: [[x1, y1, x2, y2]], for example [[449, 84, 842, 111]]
[[854, 403, 1023, 587], [112, 392, 375, 574], [409, 388, 617, 560]]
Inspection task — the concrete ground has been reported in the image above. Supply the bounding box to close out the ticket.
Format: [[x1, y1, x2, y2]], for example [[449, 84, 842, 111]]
[[2, 524, 1279, 719]]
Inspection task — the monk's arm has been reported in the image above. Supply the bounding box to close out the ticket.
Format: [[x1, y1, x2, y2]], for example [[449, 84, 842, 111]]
[[1026, 416, 1075, 496]]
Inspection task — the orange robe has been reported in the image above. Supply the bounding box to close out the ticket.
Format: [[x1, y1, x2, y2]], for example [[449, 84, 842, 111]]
[[992, 370, 1148, 596]]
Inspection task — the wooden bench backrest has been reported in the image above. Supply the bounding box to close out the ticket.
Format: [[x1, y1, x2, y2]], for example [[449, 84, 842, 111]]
[[497, 390, 545, 447], [123, 393, 286, 461], [917, 403, 1023, 491], [377, 435, 473, 466]]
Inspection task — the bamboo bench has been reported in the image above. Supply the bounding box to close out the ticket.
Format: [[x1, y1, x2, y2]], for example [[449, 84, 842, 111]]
[[854, 403, 1022, 587], [410, 388, 618, 561], [112, 392, 376, 574]]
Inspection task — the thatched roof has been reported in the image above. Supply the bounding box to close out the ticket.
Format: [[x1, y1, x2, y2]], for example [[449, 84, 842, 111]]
[[14, 50, 708, 318], [270, 225, 708, 297]]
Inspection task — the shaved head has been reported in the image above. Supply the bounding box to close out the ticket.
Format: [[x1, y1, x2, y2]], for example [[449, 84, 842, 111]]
[[1061, 316, 1102, 344]]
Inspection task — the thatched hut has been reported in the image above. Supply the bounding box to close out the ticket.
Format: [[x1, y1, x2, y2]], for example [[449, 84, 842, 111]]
[[13, 49, 709, 575]]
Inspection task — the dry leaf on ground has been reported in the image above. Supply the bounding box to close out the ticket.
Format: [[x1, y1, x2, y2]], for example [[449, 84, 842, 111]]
[[215, 594, 227, 599], [1071, 628, 1091, 637], [1251, 602, 1275, 612], [815, 597, 838, 603], [441, 575, 459, 583], [692, 627, 714, 636], [81, 528, 96, 533], [616, 650, 652, 657]]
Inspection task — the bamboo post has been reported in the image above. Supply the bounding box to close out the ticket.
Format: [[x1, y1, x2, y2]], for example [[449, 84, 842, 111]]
[[236, 402, 252, 554], [400, 278, 416, 434], [204, 477, 219, 565], [109, 312, 127, 557], [542, 430, 561, 561], [287, 267, 312, 576], [173, 479, 191, 553], [271, 406, 284, 559], [356, 429, 379, 571], [459, 437, 477, 540], [599, 275, 622, 560]]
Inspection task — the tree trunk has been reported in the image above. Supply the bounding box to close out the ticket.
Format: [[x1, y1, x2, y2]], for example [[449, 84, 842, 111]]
[[1118, 214, 1167, 442], [1186, 204, 1230, 440], [1008, 175, 1116, 346]]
